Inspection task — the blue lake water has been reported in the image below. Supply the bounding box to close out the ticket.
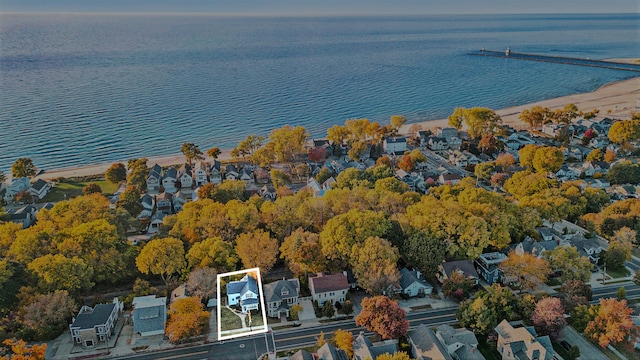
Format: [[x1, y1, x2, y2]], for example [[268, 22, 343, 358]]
[[0, 13, 638, 172]]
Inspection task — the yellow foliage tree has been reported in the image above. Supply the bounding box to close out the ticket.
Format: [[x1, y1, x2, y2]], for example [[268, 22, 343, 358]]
[[332, 329, 353, 358], [500, 251, 551, 292], [165, 297, 210, 344], [235, 229, 278, 272]]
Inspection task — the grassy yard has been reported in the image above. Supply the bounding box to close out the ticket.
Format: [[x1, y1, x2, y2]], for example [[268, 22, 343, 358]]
[[41, 180, 119, 202], [476, 334, 501, 360], [219, 307, 243, 332], [248, 311, 264, 327], [606, 267, 630, 279]]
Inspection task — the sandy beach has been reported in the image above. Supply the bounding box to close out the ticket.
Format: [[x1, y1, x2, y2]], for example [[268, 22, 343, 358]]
[[36, 76, 640, 181]]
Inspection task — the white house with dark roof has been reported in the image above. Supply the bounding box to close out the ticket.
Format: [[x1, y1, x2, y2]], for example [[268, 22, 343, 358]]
[[263, 278, 300, 318], [209, 161, 223, 185], [139, 193, 154, 219], [178, 163, 193, 189], [132, 295, 167, 337], [225, 164, 239, 181], [147, 164, 162, 192], [383, 137, 407, 155], [566, 234, 603, 264], [309, 272, 349, 306], [3, 177, 30, 201], [69, 298, 122, 348], [399, 268, 433, 297], [226, 274, 260, 313], [194, 161, 208, 187], [7, 205, 37, 228], [29, 179, 51, 200], [162, 167, 178, 193], [172, 190, 188, 212]]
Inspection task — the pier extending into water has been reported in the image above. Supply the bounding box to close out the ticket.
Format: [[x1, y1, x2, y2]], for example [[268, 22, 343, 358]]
[[469, 50, 640, 72]]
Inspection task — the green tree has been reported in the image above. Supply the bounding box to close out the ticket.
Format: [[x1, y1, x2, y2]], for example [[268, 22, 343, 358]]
[[603, 228, 633, 271], [235, 229, 279, 272], [616, 287, 626, 300], [351, 236, 400, 295], [234, 134, 265, 160], [82, 183, 102, 196], [28, 254, 94, 293], [211, 180, 246, 203], [503, 171, 556, 198], [126, 158, 148, 192], [11, 157, 37, 178], [321, 300, 335, 318], [532, 146, 564, 173], [457, 284, 517, 335], [180, 142, 204, 165], [136, 237, 186, 288], [401, 229, 446, 281], [356, 296, 409, 339], [607, 161, 640, 185], [105, 163, 126, 184], [115, 185, 143, 217], [545, 246, 593, 283], [270, 169, 291, 189], [447, 107, 502, 139], [570, 303, 597, 333], [207, 147, 221, 159]]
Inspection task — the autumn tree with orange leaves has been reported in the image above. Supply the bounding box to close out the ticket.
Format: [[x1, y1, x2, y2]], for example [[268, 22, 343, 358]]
[[355, 296, 409, 339], [585, 298, 635, 348], [165, 297, 210, 343], [0, 338, 47, 360]]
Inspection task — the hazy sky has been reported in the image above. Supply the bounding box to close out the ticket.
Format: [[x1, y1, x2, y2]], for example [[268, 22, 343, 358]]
[[1, 0, 638, 14]]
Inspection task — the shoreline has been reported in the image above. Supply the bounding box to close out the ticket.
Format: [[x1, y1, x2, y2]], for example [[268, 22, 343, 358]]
[[35, 76, 640, 181]]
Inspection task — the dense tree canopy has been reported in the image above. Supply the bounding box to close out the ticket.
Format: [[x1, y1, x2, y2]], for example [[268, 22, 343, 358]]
[[585, 298, 635, 348], [351, 236, 400, 294], [519, 105, 553, 129], [319, 209, 391, 261], [136, 237, 186, 287], [608, 119, 640, 144], [186, 236, 237, 271], [235, 229, 278, 272], [355, 296, 409, 339], [166, 296, 210, 343], [532, 297, 566, 340], [500, 252, 551, 292], [11, 158, 37, 178], [447, 107, 502, 139], [457, 284, 517, 335], [105, 163, 126, 184]]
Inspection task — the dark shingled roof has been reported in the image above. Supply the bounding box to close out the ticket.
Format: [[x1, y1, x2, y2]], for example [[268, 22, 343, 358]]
[[317, 343, 349, 360], [441, 260, 479, 279], [410, 324, 453, 360], [71, 303, 116, 330]]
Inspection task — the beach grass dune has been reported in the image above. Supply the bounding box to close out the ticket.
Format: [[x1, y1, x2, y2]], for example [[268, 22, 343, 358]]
[[36, 76, 640, 181]]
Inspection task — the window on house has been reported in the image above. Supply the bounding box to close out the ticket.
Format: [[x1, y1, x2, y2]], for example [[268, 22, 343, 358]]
[[281, 290, 289, 296]]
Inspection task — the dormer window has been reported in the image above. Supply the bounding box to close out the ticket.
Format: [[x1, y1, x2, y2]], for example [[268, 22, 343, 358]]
[[281, 290, 289, 296]]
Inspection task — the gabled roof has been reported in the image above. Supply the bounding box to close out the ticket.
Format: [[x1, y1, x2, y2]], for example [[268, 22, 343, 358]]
[[30, 179, 49, 192], [263, 279, 300, 303], [71, 303, 116, 330], [317, 343, 349, 360], [436, 324, 485, 360], [194, 161, 207, 172], [140, 194, 154, 207], [163, 167, 177, 179], [384, 137, 407, 144], [440, 260, 479, 280], [410, 324, 453, 360], [310, 273, 349, 293], [210, 160, 221, 172], [227, 275, 259, 297], [225, 164, 238, 174], [148, 164, 162, 179], [156, 192, 173, 202], [399, 268, 432, 291], [132, 296, 166, 335], [290, 350, 315, 360]]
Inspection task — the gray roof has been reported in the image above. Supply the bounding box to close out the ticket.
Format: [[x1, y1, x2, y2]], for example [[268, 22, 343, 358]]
[[289, 350, 315, 360], [436, 324, 485, 360], [133, 302, 166, 334], [71, 303, 116, 330], [163, 167, 177, 179], [399, 268, 432, 291], [385, 137, 407, 143], [317, 343, 349, 360], [227, 275, 259, 298], [148, 164, 162, 179], [410, 324, 453, 360], [263, 279, 299, 303], [30, 179, 48, 192], [441, 260, 479, 280]]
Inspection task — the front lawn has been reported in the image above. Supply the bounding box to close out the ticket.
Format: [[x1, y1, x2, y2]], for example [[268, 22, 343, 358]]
[[606, 267, 630, 279], [219, 307, 243, 331], [41, 180, 119, 202]]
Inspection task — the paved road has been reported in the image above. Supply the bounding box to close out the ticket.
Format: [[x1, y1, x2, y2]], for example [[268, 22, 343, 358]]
[[110, 308, 458, 360]]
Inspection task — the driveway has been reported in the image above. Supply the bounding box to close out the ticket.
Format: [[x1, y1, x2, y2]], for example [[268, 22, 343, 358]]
[[559, 325, 608, 360]]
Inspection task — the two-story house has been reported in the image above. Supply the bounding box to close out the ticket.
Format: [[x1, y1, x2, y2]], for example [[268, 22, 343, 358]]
[[69, 298, 122, 348], [147, 164, 162, 193], [209, 161, 223, 185], [162, 167, 178, 193], [438, 260, 479, 285], [227, 274, 260, 313], [399, 268, 433, 297], [495, 320, 556, 360], [475, 252, 508, 285], [156, 192, 173, 215], [194, 161, 208, 187], [178, 163, 193, 189], [29, 179, 51, 200], [3, 177, 30, 202], [309, 273, 349, 306], [263, 278, 300, 318], [383, 137, 407, 155]]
